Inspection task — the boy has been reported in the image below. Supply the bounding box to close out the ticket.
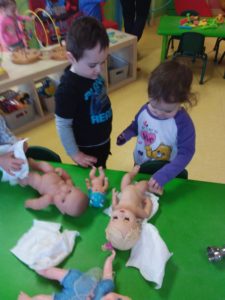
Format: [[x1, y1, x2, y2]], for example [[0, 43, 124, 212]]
[[55, 16, 112, 168]]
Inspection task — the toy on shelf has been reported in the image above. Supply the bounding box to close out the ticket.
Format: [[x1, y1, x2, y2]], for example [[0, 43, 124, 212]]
[[11, 48, 41, 64], [85, 166, 109, 208], [0, 45, 8, 80], [0, 90, 30, 113]]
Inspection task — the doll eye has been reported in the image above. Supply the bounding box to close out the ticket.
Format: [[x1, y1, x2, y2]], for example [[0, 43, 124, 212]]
[[113, 216, 118, 220], [62, 199, 65, 203], [124, 217, 130, 221]]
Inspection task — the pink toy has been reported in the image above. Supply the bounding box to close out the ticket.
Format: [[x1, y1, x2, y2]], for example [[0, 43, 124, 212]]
[[19, 159, 88, 216], [85, 166, 109, 208], [105, 165, 153, 250], [18, 250, 131, 300]]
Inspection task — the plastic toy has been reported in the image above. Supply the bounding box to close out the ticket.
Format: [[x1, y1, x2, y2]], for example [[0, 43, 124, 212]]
[[85, 166, 109, 208], [18, 249, 131, 300], [105, 165, 153, 250], [207, 245, 225, 262], [19, 159, 88, 216]]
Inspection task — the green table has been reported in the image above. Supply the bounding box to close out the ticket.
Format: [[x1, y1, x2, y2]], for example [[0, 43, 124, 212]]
[[157, 15, 225, 61], [1, 163, 225, 300]]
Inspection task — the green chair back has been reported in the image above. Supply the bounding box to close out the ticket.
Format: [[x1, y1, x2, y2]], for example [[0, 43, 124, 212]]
[[139, 160, 188, 179], [26, 146, 62, 163], [172, 32, 208, 84]]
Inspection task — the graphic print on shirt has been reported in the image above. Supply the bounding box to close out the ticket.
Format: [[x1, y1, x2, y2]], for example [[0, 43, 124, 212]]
[[134, 114, 177, 165], [84, 77, 112, 125]]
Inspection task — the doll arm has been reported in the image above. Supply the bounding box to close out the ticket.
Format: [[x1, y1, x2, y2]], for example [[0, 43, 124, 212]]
[[85, 178, 91, 190], [25, 194, 53, 210], [134, 196, 152, 219], [103, 177, 109, 192], [102, 250, 116, 280], [55, 168, 72, 182], [112, 189, 119, 208]]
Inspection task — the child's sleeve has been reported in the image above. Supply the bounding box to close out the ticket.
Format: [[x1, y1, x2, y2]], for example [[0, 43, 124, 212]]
[[152, 110, 195, 187], [0, 115, 18, 145]]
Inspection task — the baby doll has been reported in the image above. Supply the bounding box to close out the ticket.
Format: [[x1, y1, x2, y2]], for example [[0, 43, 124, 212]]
[[18, 250, 131, 300], [105, 165, 153, 250], [85, 166, 109, 208], [19, 159, 88, 217], [0, 0, 32, 51]]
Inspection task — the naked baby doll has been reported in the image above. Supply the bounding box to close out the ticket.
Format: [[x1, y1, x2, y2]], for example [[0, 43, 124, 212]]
[[105, 165, 153, 250], [18, 250, 131, 300], [85, 166, 109, 208], [19, 159, 88, 216]]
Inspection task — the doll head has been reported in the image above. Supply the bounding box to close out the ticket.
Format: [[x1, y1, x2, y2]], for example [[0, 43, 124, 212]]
[[105, 208, 141, 250], [54, 187, 88, 217]]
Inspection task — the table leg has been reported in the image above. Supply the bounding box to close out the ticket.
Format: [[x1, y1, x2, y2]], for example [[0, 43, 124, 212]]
[[160, 35, 168, 62]]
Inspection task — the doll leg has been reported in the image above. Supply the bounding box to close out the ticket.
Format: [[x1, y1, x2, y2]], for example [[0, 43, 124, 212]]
[[89, 166, 97, 180], [18, 291, 53, 300], [120, 165, 140, 191]]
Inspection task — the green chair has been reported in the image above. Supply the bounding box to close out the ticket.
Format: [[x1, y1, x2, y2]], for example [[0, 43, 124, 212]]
[[165, 10, 199, 58], [139, 160, 188, 179], [172, 32, 208, 84], [26, 146, 62, 163]]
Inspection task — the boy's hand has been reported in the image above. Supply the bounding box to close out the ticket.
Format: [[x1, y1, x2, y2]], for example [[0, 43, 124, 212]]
[[0, 152, 24, 175], [72, 151, 97, 168], [116, 133, 126, 145], [148, 177, 163, 195]]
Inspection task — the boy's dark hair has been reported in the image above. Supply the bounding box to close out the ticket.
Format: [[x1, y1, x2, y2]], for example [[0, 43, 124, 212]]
[[66, 16, 109, 61], [148, 60, 197, 107]]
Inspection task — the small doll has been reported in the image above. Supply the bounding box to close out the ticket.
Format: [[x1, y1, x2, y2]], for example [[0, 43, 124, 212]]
[[19, 159, 88, 217], [18, 250, 131, 300], [85, 166, 109, 208], [105, 165, 153, 250], [0, 0, 32, 51]]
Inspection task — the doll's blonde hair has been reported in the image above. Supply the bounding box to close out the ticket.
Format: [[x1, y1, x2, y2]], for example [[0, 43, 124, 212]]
[[105, 220, 141, 251]]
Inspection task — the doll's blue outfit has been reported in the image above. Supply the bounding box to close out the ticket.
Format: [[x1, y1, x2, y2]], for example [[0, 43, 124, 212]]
[[54, 269, 114, 299], [88, 190, 106, 208]]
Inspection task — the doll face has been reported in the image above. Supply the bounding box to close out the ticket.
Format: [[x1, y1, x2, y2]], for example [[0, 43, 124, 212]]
[[110, 209, 137, 236]]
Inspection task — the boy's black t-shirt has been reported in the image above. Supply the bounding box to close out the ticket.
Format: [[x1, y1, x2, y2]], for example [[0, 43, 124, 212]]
[[55, 68, 112, 147]]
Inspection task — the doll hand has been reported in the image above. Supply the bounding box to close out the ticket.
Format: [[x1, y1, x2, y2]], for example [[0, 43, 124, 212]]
[[116, 133, 127, 145], [72, 151, 97, 168], [148, 177, 164, 195]]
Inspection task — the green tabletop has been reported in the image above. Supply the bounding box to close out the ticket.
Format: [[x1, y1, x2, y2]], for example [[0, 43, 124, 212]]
[[157, 15, 225, 61], [1, 163, 225, 300]]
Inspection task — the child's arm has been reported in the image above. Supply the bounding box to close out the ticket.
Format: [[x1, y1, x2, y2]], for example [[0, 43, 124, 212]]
[[55, 115, 97, 167], [117, 118, 138, 146]]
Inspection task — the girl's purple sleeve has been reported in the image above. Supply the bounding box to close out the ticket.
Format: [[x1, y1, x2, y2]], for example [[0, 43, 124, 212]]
[[152, 109, 195, 187]]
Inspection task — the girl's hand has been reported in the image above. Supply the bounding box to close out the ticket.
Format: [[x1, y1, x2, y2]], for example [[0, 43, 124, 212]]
[[0, 152, 24, 175], [148, 177, 163, 195], [72, 151, 97, 168]]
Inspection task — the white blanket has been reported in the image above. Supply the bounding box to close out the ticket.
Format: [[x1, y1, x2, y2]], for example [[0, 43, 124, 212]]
[[11, 220, 79, 270]]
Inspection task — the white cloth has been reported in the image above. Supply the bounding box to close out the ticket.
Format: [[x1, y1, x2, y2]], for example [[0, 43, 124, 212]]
[[0, 139, 29, 185], [104, 192, 172, 289], [11, 220, 79, 270]]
